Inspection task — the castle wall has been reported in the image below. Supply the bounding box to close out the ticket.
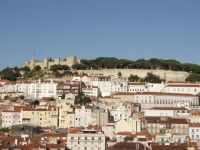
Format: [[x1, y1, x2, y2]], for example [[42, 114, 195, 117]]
[[73, 69, 189, 82]]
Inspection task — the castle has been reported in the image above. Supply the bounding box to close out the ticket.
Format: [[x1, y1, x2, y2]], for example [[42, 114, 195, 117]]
[[24, 56, 80, 70]]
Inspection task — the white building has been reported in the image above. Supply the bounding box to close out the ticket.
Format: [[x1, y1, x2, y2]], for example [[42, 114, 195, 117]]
[[27, 79, 58, 99], [111, 77, 128, 93], [133, 92, 199, 110], [189, 124, 200, 141], [67, 127, 106, 150], [89, 76, 111, 97], [190, 112, 200, 123], [164, 83, 200, 95], [146, 82, 165, 92], [110, 102, 132, 122], [128, 82, 147, 93], [3, 83, 16, 93], [144, 107, 190, 118], [75, 105, 93, 127], [1, 110, 22, 127], [82, 86, 99, 97], [115, 117, 141, 133]]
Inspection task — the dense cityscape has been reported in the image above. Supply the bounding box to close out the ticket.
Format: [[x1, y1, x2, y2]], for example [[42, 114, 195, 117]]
[[1, 0, 200, 149], [0, 56, 199, 149]]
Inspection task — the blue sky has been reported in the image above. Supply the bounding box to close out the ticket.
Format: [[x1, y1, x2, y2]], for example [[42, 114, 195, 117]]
[[0, 0, 200, 69]]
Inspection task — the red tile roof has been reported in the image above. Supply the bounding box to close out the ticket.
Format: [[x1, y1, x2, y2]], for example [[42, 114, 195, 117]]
[[189, 123, 200, 128], [134, 92, 195, 97], [149, 107, 189, 111]]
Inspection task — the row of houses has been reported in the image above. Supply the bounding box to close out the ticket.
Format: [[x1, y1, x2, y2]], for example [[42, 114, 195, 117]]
[[1, 75, 200, 99]]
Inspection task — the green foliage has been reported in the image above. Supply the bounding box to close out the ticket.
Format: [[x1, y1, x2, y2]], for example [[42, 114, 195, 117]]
[[118, 71, 122, 78], [19, 95, 25, 100], [0, 128, 9, 133], [0, 67, 21, 81], [50, 64, 70, 72], [185, 74, 200, 82], [128, 74, 141, 82], [72, 57, 200, 75], [4, 95, 9, 100], [75, 93, 92, 105], [72, 64, 86, 70], [144, 73, 161, 83], [34, 65, 41, 71], [20, 66, 30, 72]]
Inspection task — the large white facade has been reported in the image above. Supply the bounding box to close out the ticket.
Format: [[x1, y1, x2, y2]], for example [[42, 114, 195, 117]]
[[133, 92, 199, 110], [164, 84, 200, 95], [144, 107, 190, 118], [27, 80, 57, 99], [128, 82, 147, 93], [67, 129, 105, 150], [89, 76, 111, 97], [189, 124, 200, 141], [110, 103, 132, 122], [75, 105, 92, 127], [111, 77, 128, 93]]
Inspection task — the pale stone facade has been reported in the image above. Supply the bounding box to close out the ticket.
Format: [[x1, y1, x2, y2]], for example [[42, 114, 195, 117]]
[[114, 117, 141, 133], [67, 128, 106, 150], [1, 111, 22, 127], [25, 56, 80, 70]]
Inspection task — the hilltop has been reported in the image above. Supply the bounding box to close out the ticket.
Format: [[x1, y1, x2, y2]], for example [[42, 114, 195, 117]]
[[0, 57, 200, 82]]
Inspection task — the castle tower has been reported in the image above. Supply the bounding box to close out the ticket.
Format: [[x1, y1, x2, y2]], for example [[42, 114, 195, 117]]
[[65, 56, 79, 68]]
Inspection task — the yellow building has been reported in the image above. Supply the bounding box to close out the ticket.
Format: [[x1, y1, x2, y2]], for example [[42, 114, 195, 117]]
[[21, 106, 58, 127]]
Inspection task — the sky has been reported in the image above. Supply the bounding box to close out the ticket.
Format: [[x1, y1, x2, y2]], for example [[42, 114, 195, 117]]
[[0, 0, 200, 69]]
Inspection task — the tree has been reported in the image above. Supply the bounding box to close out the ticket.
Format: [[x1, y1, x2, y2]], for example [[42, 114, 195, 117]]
[[185, 74, 200, 82], [128, 74, 140, 82], [50, 64, 70, 72], [19, 95, 25, 100], [75, 93, 92, 105], [20, 66, 30, 72], [4, 95, 9, 100], [0, 128, 9, 133], [0, 67, 21, 81], [144, 73, 161, 83], [117, 71, 122, 78], [34, 65, 41, 71]]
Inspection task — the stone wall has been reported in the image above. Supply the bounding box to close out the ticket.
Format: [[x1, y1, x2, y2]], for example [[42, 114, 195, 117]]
[[73, 69, 189, 82]]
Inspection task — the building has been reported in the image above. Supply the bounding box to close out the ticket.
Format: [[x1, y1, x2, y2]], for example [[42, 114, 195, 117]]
[[144, 107, 190, 118], [27, 79, 58, 99], [10, 123, 42, 138], [74, 105, 93, 127], [1, 110, 22, 127], [133, 92, 199, 110], [20, 106, 58, 127], [190, 112, 200, 123], [57, 81, 82, 98], [89, 76, 111, 97], [82, 86, 99, 97], [91, 108, 108, 127], [67, 126, 106, 150], [59, 110, 75, 128], [164, 82, 200, 95], [128, 82, 147, 93], [111, 77, 128, 93], [24, 56, 80, 70], [145, 116, 189, 135], [114, 117, 141, 133], [189, 124, 200, 141], [109, 102, 132, 122]]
